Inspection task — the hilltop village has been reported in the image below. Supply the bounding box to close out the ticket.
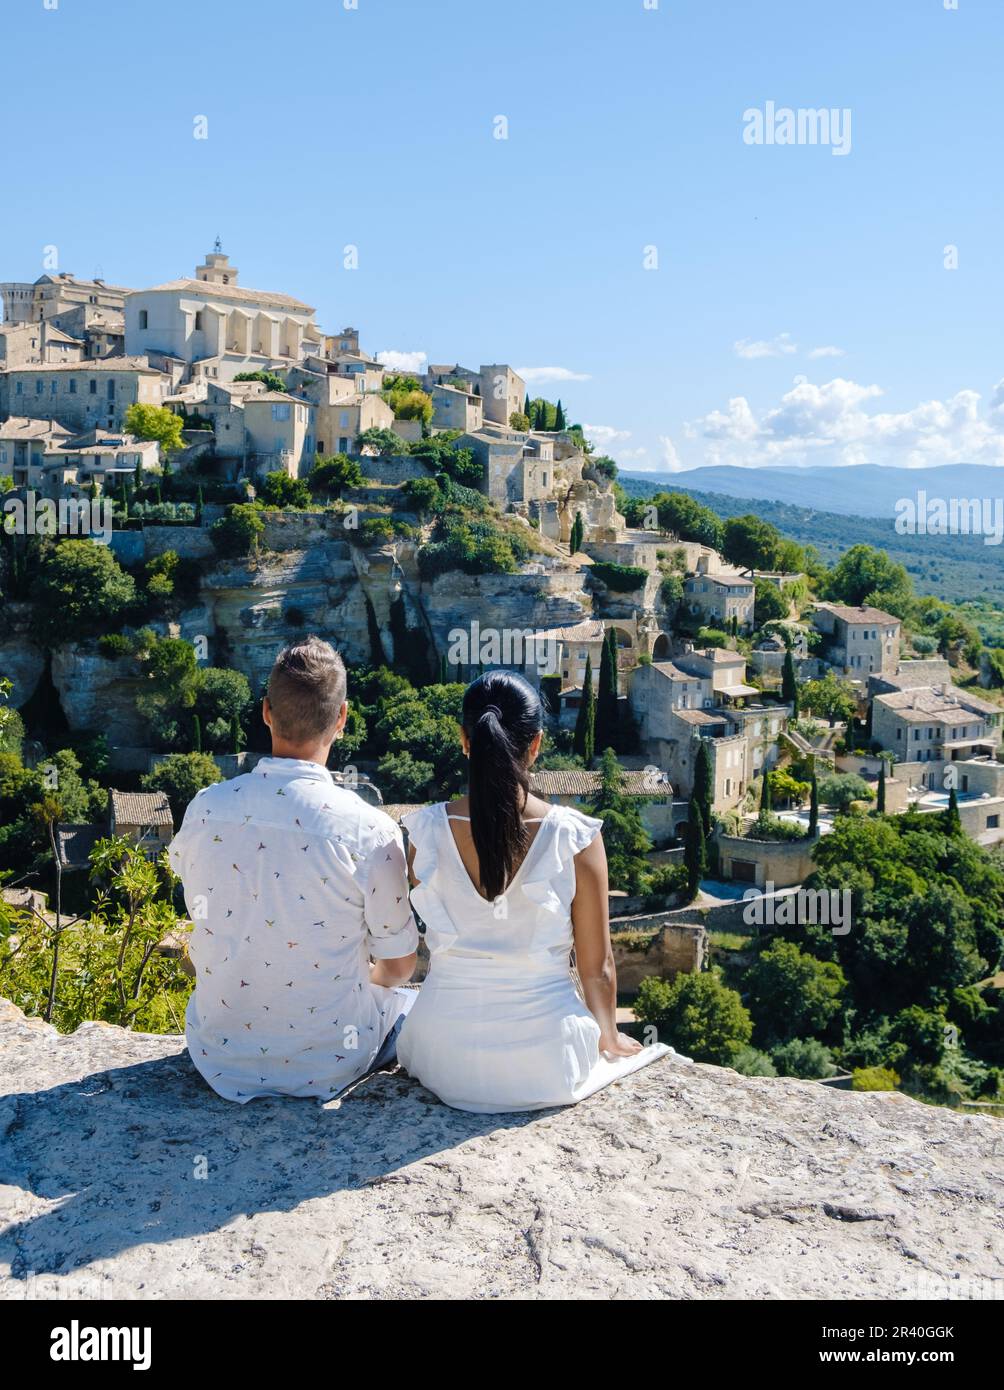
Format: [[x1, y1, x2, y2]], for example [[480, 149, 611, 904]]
[[1, 248, 1003, 1104]]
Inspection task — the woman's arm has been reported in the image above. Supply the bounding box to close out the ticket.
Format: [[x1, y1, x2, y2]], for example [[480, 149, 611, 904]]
[[571, 832, 642, 1058]]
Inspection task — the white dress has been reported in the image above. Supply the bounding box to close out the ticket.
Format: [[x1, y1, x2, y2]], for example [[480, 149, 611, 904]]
[[397, 802, 669, 1113]]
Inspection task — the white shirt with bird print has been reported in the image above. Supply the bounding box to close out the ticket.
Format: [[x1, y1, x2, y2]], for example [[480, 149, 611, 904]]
[[168, 757, 418, 1103]]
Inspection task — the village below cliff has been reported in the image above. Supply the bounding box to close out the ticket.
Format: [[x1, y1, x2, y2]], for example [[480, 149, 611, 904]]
[[1, 248, 1003, 1114]]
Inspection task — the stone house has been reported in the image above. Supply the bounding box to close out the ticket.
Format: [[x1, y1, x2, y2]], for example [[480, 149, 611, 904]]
[[683, 566, 755, 632], [1, 271, 132, 327], [812, 602, 901, 679], [0, 321, 84, 369], [425, 363, 526, 427], [461, 426, 555, 505], [109, 789, 174, 852], [39, 430, 160, 497], [317, 392, 394, 457], [0, 417, 74, 486], [124, 248, 322, 385], [1, 357, 170, 432], [431, 382, 483, 433], [243, 392, 317, 479], [871, 683, 1000, 769]]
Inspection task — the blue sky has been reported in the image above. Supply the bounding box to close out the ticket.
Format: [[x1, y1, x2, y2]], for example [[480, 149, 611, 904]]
[[2, 0, 1001, 473]]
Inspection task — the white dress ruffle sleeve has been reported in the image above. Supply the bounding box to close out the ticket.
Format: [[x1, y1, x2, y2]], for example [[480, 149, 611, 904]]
[[396, 801, 670, 1113]]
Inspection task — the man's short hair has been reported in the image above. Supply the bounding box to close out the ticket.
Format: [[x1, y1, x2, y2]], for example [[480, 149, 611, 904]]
[[266, 637, 347, 745]]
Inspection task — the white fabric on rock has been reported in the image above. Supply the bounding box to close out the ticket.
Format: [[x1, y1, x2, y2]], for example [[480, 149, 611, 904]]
[[397, 801, 669, 1113]]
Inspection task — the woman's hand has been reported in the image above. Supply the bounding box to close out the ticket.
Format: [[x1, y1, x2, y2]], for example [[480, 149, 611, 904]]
[[599, 1031, 643, 1058]]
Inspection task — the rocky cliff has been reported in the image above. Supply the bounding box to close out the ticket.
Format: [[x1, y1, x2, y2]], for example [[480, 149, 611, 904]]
[[1, 999, 1000, 1300]]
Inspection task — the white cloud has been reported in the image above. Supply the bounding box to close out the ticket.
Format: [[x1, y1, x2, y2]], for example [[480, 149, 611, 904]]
[[375, 349, 427, 373], [733, 332, 798, 360], [583, 423, 632, 451], [808, 345, 846, 359], [687, 376, 1004, 469], [658, 435, 683, 472], [516, 365, 592, 384]]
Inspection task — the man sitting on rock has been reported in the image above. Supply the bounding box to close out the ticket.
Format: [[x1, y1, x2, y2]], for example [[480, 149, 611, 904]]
[[168, 636, 418, 1102]]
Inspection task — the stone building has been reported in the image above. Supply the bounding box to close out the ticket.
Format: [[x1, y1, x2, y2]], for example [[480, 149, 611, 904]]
[[0, 417, 74, 486], [243, 391, 317, 478], [109, 789, 174, 850], [125, 248, 322, 384], [1, 271, 132, 327], [0, 357, 170, 432], [431, 382, 483, 433], [39, 430, 160, 498], [871, 683, 1000, 769], [683, 564, 755, 632], [812, 602, 901, 679], [425, 362, 526, 427]]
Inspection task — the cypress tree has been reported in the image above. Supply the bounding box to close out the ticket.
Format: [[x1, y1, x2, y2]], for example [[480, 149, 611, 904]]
[[945, 785, 962, 836], [759, 770, 772, 817], [694, 738, 713, 838], [596, 630, 618, 752], [573, 654, 595, 764], [782, 647, 799, 718], [807, 764, 819, 837], [570, 511, 584, 554], [684, 796, 707, 899], [554, 399, 566, 430], [193, 714, 202, 754], [231, 715, 241, 754], [877, 759, 886, 813]]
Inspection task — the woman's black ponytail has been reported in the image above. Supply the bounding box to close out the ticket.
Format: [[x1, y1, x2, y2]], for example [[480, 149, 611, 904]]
[[463, 670, 543, 901]]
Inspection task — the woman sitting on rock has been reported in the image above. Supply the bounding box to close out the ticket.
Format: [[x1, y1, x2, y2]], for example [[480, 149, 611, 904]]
[[398, 669, 670, 1113]]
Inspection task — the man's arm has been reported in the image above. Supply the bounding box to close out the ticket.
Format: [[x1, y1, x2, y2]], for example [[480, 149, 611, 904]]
[[361, 830, 418, 986]]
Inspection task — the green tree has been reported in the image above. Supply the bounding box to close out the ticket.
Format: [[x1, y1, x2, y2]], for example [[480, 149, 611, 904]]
[[781, 647, 799, 717], [234, 369, 287, 393], [573, 654, 595, 764], [509, 411, 530, 431], [210, 503, 265, 558], [753, 578, 788, 627], [823, 544, 912, 609], [588, 747, 652, 892], [877, 759, 886, 813], [800, 672, 856, 724], [693, 739, 713, 838], [356, 427, 403, 457], [37, 540, 137, 642], [141, 751, 223, 820], [124, 403, 185, 459], [569, 511, 584, 555], [944, 786, 962, 837], [633, 971, 753, 1065], [722, 515, 784, 572], [684, 796, 707, 898], [745, 940, 847, 1046], [595, 630, 619, 752], [807, 764, 819, 836], [772, 1038, 837, 1079], [258, 470, 312, 508], [554, 399, 566, 430]]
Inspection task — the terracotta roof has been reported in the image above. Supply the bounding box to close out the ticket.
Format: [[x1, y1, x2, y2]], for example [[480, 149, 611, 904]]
[[530, 768, 671, 797], [141, 278, 314, 313], [110, 790, 173, 828]]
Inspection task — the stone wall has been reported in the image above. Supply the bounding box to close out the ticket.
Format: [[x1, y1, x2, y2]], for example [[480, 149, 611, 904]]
[[716, 830, 818, 889]]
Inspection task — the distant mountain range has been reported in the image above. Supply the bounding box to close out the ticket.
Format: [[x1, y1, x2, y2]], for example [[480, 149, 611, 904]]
[[619, 464, 1004, 519]]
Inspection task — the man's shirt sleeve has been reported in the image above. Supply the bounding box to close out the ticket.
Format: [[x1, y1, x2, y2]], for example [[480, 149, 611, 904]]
[[359, 827, 419, 960]]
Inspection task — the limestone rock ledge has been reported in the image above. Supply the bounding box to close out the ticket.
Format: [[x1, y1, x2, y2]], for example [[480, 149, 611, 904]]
[[0, 999, 1000, 1301]]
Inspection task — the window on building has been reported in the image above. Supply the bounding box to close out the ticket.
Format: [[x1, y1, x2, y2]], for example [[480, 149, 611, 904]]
[[138, 310, 148, 329], [271, 404, 291, 422], [195, 311, 204, 331], [988, 815, 999, 829], [89, 380, 97, 394], [15, 382, 22, 394], [35, 380, 44, 394]]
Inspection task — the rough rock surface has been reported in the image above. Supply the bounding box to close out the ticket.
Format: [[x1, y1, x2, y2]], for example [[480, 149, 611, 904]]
[[1, 999, 1001, 1300]]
